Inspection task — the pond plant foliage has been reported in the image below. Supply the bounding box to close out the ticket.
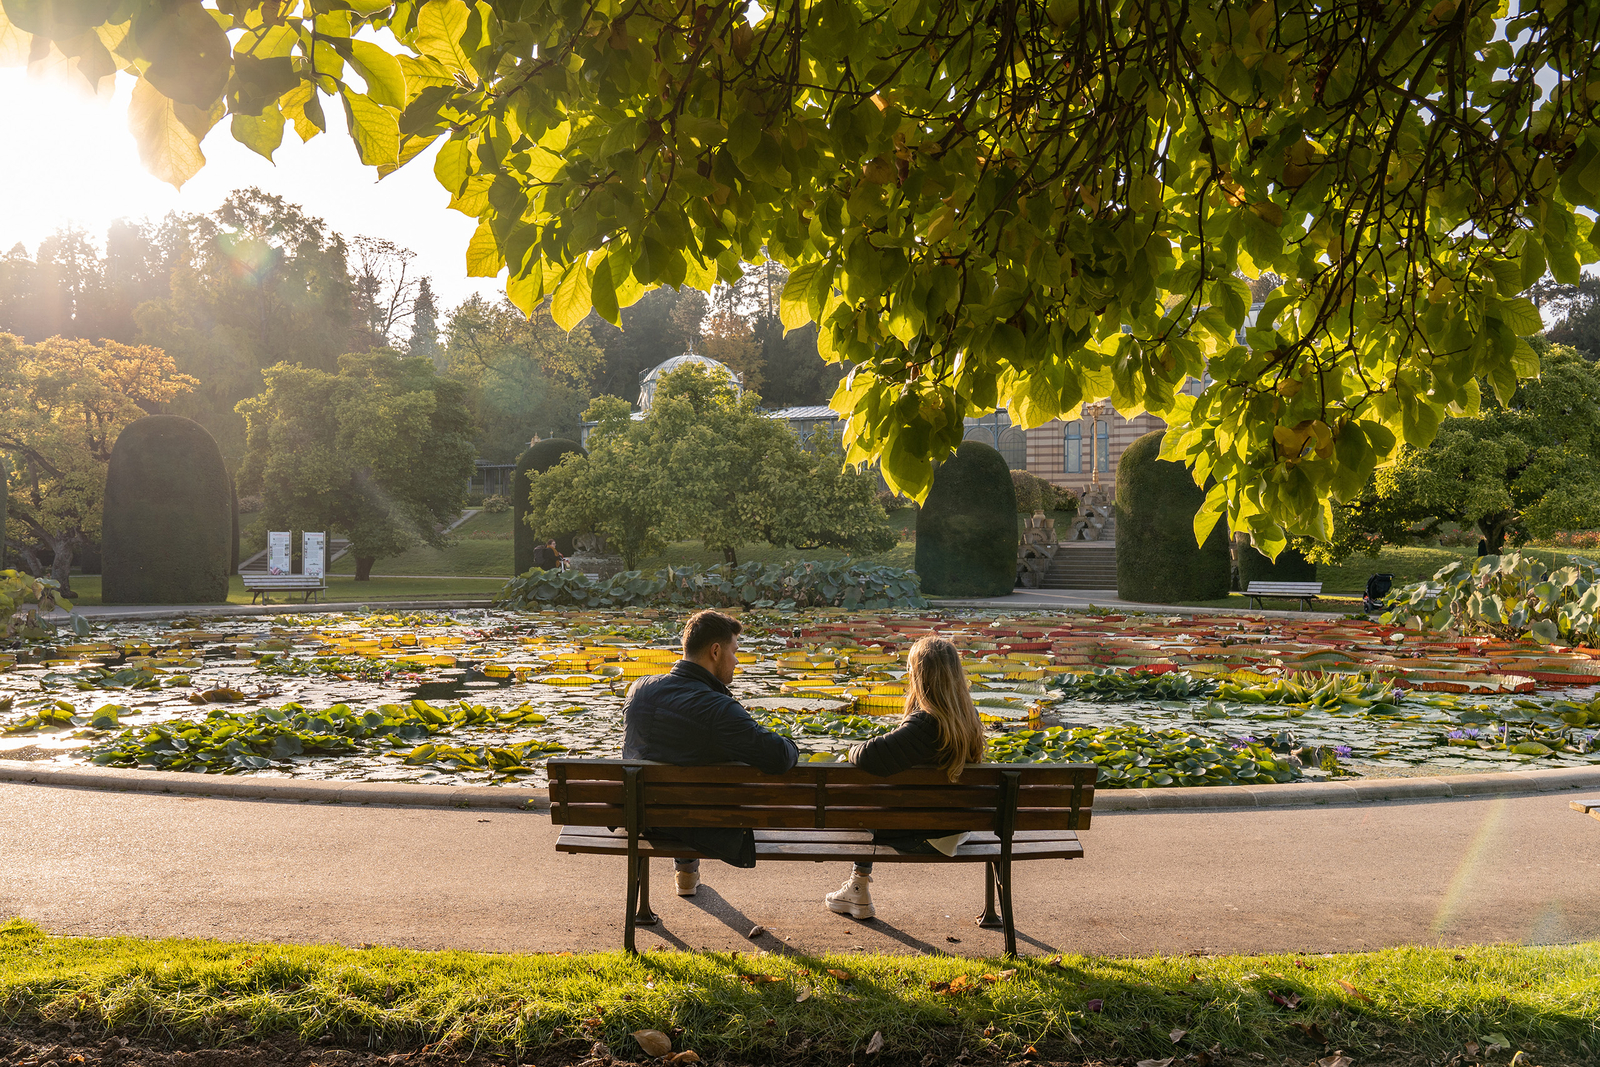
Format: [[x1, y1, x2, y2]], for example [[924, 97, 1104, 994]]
[[497, 560, 927, 611], [512, 438, 584, 571], [100, 416, 232, 605], [915, 441, 1018, 598], [1116, 431, 1232, 604]]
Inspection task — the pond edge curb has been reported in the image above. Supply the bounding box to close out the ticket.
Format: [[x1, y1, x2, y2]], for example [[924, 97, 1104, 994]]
[[3, 759, 1597, 813]]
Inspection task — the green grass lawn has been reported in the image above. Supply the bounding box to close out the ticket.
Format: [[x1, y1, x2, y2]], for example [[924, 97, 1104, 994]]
[[65, 574, 504, 608], [1, 919, 1594, 1064]]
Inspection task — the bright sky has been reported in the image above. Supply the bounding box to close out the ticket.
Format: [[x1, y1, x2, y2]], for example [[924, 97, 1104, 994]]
[[0, 67, 504, 313]]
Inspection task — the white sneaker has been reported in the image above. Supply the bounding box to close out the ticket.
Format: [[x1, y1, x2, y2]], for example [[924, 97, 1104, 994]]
[[825, 872, 875, 919], [675, 870, 700, 896]]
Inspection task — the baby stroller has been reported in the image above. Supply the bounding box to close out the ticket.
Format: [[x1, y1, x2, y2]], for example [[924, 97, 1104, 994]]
[[1362, 573, 1394, 614]]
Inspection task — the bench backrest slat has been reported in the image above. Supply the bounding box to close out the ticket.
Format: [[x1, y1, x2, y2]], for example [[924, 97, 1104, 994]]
[[1245, 581, 1322, 593], [547, 758, 1096, 832]]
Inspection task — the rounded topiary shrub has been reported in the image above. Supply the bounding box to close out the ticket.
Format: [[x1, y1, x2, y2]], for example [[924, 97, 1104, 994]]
[[101, 416, 232, 604], [916, 441, 1019, 597], [513, 438, 586, 574], [1237, 543, 1317, 587], [1115, 430, 1231, 603]]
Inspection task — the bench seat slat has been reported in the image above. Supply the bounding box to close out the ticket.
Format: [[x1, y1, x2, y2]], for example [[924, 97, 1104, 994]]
[[555, 827, 1083, 861], [557, 825, 1077, 845]]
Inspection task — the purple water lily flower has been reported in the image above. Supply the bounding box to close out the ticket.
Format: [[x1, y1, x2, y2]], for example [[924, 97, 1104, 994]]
[[1333, 745, 1352, 758]]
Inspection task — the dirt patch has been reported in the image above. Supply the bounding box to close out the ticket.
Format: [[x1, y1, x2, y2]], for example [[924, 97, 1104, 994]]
[[0, 1024, 1585, 1067]]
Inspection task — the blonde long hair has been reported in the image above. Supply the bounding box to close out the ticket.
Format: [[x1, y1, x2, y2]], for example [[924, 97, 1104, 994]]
[[903, 636, 986, 781]]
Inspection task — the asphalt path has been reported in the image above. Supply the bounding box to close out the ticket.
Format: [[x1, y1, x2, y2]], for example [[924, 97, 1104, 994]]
[[3, 782, 1596, 957]]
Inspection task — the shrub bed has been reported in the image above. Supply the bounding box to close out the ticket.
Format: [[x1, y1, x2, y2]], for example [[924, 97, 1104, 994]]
[[497, 560, 927, 610]]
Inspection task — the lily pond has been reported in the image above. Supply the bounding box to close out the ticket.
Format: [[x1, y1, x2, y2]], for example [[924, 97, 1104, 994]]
[[3, 608, 1599, 789]]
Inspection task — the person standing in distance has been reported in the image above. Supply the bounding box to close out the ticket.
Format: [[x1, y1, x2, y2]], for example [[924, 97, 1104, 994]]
[[621, 609, 799, 895]]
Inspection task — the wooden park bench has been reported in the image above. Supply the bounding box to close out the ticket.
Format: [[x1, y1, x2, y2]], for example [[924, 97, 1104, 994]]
[[548, 757, 1097, 955], [1572, 797, 1600, 823], [241, 574, 326, 604], [1246, 580, 1323, 611]]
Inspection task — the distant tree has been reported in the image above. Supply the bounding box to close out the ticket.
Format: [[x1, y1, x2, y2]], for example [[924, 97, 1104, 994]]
[[0, 334, 197, 593], [32, 226, 106, 341], [236, 352, 476, 580], [699, 290, 764, 396], [1301, 342, 1600, 561], [0, 243, 42, 341], [135, 188, 360, 463], [350, 236, 421, 350], [1540, 274, 1600, 360], [527, 396, 669, 570], [409, 277, 441, 369], [581, 286, 706, 402], [730, 262, 844, 409], [528, 365, 893, 567], [443, 295, 603, 463]]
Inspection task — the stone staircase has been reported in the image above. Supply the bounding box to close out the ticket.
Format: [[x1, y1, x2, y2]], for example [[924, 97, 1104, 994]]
[[1040, 544, 1118, 590]]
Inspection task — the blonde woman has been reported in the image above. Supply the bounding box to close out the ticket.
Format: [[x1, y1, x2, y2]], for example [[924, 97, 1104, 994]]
[[825, 636, 987, 919]]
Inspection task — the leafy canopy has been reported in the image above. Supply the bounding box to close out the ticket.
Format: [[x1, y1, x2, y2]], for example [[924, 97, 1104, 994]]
[[13, 0, 1600, 551]]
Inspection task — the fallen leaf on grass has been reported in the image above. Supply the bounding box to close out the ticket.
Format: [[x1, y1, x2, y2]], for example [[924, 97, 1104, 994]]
[[667, 1053, 699, 1065], [865, 1031, 885, 1055], [1336, 980, 1373, 1003], [632, 1030, 672, 1058], [1170, 1029, 1188, 1044], [1464, 1042, 1480, 1058], [747, 925, 765, 939], [794, 987, 812, 1002], [1508, 1053, 1527, 1067], [1269, 991, 1301, 1010], [1293, 1022, 1328, 1044], [1136, 1058, 1175, 1067], [1483, 1034, 1511, 1052], [982, 969, 1017, 983], [1085, 999, 1104, 1013], [1317, 1053, 1352, 1067], [1294, 959, 1316, 970], [826, 969, 852, 982]]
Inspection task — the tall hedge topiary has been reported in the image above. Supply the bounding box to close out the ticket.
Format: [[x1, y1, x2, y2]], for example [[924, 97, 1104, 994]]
[[513, 438, 585, 574], [1237, 543, 1317, 587], [915, 441, 1018, 596], [101, 416, 232, 604], [1115, 430, 1231, 603]]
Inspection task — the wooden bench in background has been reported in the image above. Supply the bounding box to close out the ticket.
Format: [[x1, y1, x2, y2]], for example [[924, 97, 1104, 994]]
[[1246, 580, 1323, 611], [1572, 797, 1600, 822], [241, 574, 326, 604], [548, 758, 1097, 955]]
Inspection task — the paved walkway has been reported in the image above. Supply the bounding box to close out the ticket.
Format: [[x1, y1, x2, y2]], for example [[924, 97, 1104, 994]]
[[3, 781, 1594, 956]]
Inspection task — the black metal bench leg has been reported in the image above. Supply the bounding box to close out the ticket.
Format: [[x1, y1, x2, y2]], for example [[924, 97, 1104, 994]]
[[976, 862, 1003, 929], [996, 859, 1017, 957], [634, 856, 658, 925], [624, 852, 640, 953]]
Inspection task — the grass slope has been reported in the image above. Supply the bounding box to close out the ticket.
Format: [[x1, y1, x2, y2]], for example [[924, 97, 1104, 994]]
[[1, 920, 1595, 1065]]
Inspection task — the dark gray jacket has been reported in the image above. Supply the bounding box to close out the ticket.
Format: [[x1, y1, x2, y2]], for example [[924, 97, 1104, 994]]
[[622, 660, 798, 866]]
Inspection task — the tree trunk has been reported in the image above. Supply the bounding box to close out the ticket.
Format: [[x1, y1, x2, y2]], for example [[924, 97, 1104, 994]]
[[724, 546, 738, 566], [1481, 514, 1516, 554], [49, 538, 75, 599], [355, 556, 375, 581]]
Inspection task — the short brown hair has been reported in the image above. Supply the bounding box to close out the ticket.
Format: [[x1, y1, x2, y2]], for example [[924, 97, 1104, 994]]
[[683, 610, 742, 657]]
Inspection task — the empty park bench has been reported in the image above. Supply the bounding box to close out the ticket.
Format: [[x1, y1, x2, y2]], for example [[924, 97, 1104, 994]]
[[1573, 797, 1600, 823], [241, 574, 326, 604], [1246, 580, 1323, 611], [548, 757, 1097, 955]]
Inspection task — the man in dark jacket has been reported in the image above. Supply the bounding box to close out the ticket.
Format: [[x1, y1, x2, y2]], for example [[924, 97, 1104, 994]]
[[622, 609, 798, 896]]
